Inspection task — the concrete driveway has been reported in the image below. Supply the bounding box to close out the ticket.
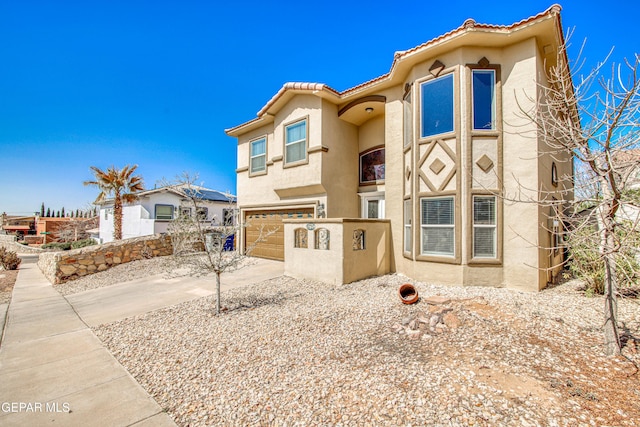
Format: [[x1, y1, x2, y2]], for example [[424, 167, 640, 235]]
[[65, 257, 284, 327], [0, 261, 178, 426]]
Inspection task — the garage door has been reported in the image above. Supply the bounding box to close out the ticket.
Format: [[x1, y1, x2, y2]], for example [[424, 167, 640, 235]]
[[244, 208, 314, 261]]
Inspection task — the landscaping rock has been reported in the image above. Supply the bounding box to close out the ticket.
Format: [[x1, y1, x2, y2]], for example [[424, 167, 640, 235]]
[[423, 295, 451, 305]]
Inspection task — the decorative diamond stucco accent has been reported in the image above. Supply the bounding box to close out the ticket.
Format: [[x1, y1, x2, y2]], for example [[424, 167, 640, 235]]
[[429, 158, 446, 175], [429, 60, 445, 77], [476, 154, 494, 172]]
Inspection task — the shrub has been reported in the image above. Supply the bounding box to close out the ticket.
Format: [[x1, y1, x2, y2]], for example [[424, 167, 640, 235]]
[[567, 220, 640, 294], [0, 247, 21, 270], [71, 238, 97, 249], [41, 242, 72, 251]]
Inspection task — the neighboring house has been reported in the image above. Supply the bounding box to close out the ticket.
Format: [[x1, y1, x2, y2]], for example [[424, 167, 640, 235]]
[[1, 214, 36, 240], [36, 216, 72, 244], [36, 216, 99, 244], [97, 185, 237, 243], [226, 6, 574, 292]]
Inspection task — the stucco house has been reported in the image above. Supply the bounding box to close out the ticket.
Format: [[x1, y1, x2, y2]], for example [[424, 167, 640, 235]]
[[97, 185, 236, 243], [225, 5, 573, 291]]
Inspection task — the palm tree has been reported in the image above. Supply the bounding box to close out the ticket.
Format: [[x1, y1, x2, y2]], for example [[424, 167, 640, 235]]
[[84, 165, 144, 240]]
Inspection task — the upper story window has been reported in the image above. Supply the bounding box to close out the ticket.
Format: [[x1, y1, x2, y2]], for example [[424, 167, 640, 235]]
[[472, 69, 496, 130], [420, 73, 454, 138], [250, 137, 267, 174], [360, 147, 385, 184], [155, 204, 174, 220], [285, 119, 307, 165]]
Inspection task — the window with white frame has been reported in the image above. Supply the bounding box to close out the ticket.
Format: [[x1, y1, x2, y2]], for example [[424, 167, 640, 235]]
[[360, 193, 385, 219], [421, 197, 454, 256], [420, 73, 454, 138], [473, 196, 496, 258], [155, 204, 174, 220], [404, 199, 412, 253], [250, 137, 266, 173], [472, 69, 496, 130], [285, 119, 307, 164]]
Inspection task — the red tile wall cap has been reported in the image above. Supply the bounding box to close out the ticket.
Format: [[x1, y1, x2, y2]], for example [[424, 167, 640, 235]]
[[226, 5, 563, 135], [341, 4, 562, 97], [256, 82, 340, 117]]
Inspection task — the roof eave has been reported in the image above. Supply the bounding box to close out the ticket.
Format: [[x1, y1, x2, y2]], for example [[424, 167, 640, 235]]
[[340, 5, 563, 100], [227, 4, 564, 136], [225, 83, 341, 136]]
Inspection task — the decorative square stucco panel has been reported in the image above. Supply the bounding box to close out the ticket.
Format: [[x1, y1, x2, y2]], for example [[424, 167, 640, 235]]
[[419, 139, 457, 193], [472, 138, 498, 190]]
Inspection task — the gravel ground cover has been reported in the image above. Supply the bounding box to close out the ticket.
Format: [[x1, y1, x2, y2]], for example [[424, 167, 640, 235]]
[[92, 265, 640, 427]]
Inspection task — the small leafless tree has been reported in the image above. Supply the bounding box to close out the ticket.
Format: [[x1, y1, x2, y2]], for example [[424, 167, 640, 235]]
[[164, 173, 276, 315], [55, 216, 99, 243], [519, 34, 639, 356]]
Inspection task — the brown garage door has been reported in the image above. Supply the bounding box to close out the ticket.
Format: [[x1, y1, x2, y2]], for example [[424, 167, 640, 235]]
[[244, 208, 314, 260]]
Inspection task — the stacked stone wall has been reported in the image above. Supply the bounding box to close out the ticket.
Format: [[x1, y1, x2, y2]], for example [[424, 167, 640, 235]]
[[0, 235, 46, 254], [37, 234, 173, 284]]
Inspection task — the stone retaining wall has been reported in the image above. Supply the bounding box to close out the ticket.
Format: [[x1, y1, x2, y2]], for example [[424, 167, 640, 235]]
[[0, 235, 47, 255], [38, 234, 173, 284]]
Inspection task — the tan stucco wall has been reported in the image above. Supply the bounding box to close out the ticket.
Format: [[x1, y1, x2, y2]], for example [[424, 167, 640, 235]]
[[388, 39, 548, 291], [534, 43, 574, 288], [284, 219, 391, 285], [234, 26, 571, 292], [236, 95, 324, 208], [499, 38, 542, 291], [321, 99, 359, 218]]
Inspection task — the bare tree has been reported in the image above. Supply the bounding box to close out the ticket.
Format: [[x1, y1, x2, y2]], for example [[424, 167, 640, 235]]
[[55, 216, 99, 243], [520, 35, 639, 355], [164, 173, 275, 315]]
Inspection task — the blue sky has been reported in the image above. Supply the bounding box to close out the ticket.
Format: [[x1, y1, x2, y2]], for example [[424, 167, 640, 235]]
[[0, 0, 636, 215]]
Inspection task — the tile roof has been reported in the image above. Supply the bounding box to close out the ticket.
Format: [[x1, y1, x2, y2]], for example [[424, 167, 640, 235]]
[[226, 4, 563, 135], [341, 4, 562, 96]]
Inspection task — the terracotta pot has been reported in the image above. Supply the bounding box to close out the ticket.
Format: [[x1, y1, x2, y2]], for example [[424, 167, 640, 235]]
[[398, 283, 419, 304]]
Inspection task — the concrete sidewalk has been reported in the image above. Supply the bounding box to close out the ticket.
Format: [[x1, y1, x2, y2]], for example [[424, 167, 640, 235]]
[[0, 263, 177, 426], [66, 257, 284, 327]]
